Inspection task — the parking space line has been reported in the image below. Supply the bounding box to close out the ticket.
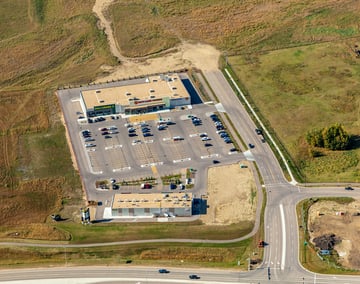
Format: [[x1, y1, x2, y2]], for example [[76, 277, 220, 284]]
[[201, 153, 219, 159], [113, 167, 131, 172], [105, 144, 122, 150], [173, 157, 191, 163]]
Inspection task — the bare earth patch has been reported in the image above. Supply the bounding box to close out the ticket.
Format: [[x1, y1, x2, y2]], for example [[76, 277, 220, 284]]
[[201, 162, 257, 226], [92, 0, 221, 83], [308, 200, 360, 269]]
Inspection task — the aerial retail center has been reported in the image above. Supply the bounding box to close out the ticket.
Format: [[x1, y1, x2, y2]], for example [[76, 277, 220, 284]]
[[80, 73, 190, 117]]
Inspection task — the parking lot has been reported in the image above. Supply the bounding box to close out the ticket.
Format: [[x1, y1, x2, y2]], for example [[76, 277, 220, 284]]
[[79, 106, 238, 175]]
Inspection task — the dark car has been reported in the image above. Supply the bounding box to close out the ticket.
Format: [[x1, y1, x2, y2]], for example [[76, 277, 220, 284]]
[[128, 133, 137, 137], [212, 160, 220, 164], [102, 131, 109, 135], [104, 135, 112, 139], [255, 128, 263, 135], [141, 127, 151, 133], [204, 143, 212, 147], [248, 143, 255, 149], [345, 186, 354, 190], [189, 274, 200, 279], [158, 269, 169, 274], [143, 132, 152, 137]]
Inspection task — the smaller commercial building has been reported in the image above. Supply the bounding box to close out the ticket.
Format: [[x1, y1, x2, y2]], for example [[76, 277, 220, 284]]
[[80, 73, 190, 117], [111, 192, 193, 218]]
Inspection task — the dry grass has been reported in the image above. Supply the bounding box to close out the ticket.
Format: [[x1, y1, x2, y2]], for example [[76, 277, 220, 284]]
[[110, 0, 360, 57], [0, 0, 114, 235], [228, 41, 360, 182]]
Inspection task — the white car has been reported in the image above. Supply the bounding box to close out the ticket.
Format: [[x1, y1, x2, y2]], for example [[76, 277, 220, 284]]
[[201, 137, 211, 141]]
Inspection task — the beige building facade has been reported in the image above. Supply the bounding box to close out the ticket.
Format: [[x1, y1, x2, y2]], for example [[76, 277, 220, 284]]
[[80, 74, 190, 117]]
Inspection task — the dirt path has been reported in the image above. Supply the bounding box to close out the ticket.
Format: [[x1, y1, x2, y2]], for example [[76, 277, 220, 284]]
[[92, 0, 128, 63], [92, 0, 221, 82]]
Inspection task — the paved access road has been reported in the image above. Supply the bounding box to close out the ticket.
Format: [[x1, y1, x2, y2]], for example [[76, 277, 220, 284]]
[[1, 70, 360, 284], [203, 69, 360, 283]]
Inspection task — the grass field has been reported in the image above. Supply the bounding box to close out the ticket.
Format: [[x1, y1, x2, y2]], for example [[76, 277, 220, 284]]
[[109, 0, 360, 57], [0, 0, 114, 231], [0, 238, 255, 269], [228, 41, 360, 182]]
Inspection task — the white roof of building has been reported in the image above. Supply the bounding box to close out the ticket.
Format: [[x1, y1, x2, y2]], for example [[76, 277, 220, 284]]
[[112, 192, 193, 209], [81, 74, 190, 109]]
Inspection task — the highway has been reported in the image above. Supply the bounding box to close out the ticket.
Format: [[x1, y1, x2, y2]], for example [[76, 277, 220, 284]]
[[1, 70, 360, 283]]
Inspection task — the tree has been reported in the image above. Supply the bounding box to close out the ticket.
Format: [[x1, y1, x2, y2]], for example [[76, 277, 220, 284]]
[[322, 123, 349, 150], [306, 128, 324, 147], [306, 124, 349, 151]]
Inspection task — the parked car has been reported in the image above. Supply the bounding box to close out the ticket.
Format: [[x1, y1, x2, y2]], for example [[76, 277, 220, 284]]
[[143, 132, 152, 137], [199, 133, 207, 137], [201, 137, 211, 141], [85, 143, 96, 148], [104, 135, 112, 139], [141, 183, 152, 189], [141, 127, 151, 133], [248, 143, 255, 148]]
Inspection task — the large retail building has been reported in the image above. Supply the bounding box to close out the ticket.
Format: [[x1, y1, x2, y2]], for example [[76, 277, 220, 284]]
[[80, 73, 190, 117], [111, 192, 193, 218]]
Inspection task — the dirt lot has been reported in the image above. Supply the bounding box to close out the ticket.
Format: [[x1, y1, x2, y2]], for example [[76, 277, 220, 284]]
[[200, 162, 257, 225], [308, 199, 360, 269]]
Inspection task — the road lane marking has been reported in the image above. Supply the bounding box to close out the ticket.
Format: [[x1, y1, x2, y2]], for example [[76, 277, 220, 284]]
[[280, 204, 286, 270]]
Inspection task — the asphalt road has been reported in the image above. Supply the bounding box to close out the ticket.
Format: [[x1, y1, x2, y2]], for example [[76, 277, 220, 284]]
[[1, 70, 359, 283]]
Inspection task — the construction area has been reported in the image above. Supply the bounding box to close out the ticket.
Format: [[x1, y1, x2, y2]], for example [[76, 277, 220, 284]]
[[308, 199, 360, 269]]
